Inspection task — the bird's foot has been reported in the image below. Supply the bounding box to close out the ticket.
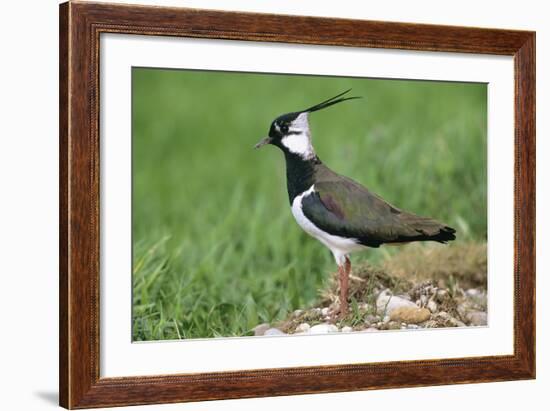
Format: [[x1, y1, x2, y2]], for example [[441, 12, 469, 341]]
[[330, 302, 349, 321]]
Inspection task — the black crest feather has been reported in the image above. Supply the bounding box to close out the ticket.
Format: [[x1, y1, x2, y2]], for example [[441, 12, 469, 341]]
[[302, 89, 361, 113]]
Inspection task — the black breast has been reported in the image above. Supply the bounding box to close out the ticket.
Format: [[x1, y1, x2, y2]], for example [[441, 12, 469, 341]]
[[283, 152, 320, 204]]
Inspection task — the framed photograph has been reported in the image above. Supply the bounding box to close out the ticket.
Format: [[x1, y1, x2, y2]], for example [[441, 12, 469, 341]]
[[59, 1, 535, 408]]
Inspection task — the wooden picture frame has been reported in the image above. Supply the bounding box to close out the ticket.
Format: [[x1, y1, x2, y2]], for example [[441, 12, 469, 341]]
[[59, 1, 535, 408]]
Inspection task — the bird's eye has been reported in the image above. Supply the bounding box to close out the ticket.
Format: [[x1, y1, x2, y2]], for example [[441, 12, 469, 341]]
[[280, 124, 289, 133]]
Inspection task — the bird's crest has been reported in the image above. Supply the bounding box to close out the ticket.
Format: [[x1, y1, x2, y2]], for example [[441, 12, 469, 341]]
[[301, 89, 361, 114]]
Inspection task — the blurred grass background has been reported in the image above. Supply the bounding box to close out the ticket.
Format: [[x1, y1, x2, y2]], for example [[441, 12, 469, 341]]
[[132, 68, 487, 340]]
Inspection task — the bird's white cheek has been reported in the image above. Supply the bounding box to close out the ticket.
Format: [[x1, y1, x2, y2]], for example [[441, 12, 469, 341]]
[[281, 134, 314, 159]]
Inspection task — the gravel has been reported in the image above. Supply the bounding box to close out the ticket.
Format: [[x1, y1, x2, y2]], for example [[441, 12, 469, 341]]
[[309, 323, 339, 334]]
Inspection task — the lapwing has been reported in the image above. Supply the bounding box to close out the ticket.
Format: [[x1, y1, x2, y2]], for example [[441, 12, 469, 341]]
[[255, 89, 456, 316]]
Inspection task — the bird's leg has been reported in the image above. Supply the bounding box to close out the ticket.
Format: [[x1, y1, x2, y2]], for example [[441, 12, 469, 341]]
[[338, 257, 351, 317], [344, 256, 352, 312]]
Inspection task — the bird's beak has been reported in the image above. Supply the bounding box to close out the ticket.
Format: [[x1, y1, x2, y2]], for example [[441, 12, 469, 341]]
[[254, 136, 272, 149]]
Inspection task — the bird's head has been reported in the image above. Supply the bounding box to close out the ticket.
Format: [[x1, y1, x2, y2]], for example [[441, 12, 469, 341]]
[[255, 89, 361, 160]]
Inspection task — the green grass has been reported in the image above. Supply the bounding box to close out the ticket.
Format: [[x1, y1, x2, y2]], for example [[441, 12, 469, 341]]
[[132, 68, 487, 341]]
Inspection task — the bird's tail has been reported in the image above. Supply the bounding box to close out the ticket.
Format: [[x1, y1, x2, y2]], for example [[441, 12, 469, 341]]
[[428, 224, 457, 244], [397, 213, 457, 244]]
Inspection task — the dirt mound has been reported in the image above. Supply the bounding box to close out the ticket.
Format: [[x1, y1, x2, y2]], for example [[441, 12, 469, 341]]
[[256, 243, 487, 336]]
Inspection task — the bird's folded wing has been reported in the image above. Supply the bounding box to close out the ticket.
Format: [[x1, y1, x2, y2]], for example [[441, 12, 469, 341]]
[[301, 180, 453, 247]]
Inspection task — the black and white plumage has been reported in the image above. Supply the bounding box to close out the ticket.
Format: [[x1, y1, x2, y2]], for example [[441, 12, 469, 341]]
[[255, 90, 456, 315]]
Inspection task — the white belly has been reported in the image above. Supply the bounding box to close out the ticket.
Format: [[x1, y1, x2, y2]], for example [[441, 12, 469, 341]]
[[291, 185, 364, 265]]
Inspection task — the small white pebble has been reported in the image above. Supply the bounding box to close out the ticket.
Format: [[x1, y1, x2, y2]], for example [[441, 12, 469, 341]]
[[364, 314, 378, 324], [264, 328, 286, 336], [295, 323, 310, 333], [466, 311, 487, 326], [321, 307, 330, 316], [253, 323, 270, 336], [309, 323, 339, 334], [341, 326, 353, 333]]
